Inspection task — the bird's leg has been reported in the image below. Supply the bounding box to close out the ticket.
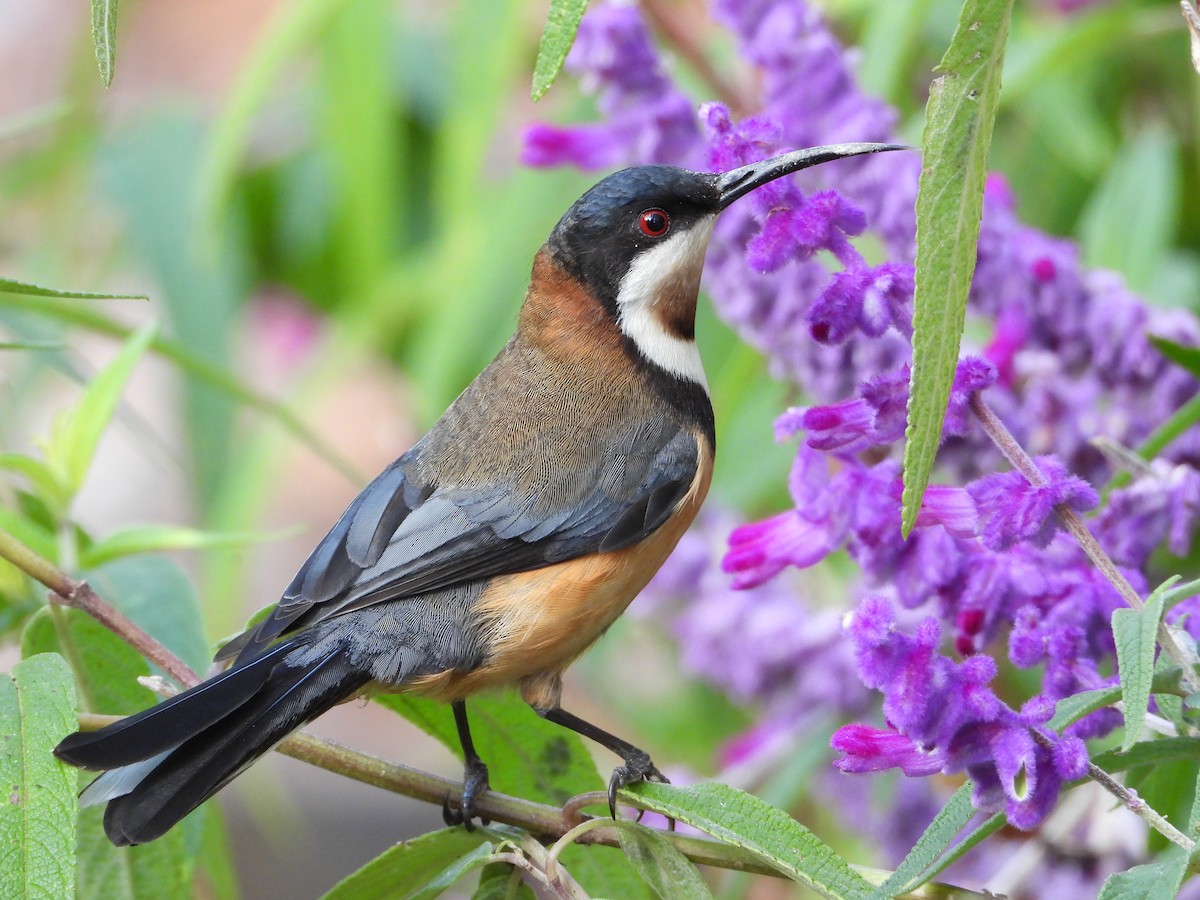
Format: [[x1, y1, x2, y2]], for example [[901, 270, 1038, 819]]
[[442, 699, 490, 830], [536, 706, 669, 819]]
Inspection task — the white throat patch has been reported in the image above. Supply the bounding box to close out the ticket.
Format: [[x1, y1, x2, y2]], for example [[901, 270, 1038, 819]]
[[614, 216, 715, 392]]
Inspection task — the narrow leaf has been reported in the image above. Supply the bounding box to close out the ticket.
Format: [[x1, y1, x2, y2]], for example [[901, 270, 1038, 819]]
[[1092, 737, 1200, 774], [626, 782, 873, 899], [21, 607, 154, 715], [916, 811, 1004, 884], [85, 555, 213, 676], [531, 0, 589, 101], [408, 841, 499, 900], [868, 783, 975, 898], [1078, 128, 1180, 293], [0, 276, 144, 302], [80, 524, 287, 569], [0, 340, 66, 351], [197, 0, 356, 233], [76, 804, 198, 900], [614, 821, 714, 900], [322, 829, 490, 900], [46, 321, 158, 500], [0, 453, 70, 515], [91, 0, 119, 86], [901, 0, 1015, 536], [1149, 334, 1200, 379], [1164, 577, 1200, 611], [1097, 854, 1188, 900], [1048, 686, 1121, 732], [1113, 578, 1172, 751], [0, 654, 78, 900], [473, 861, 536, 899]]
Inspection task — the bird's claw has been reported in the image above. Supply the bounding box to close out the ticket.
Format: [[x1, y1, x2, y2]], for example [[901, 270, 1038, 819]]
[[443, 758, 490, 831], [606, 749, 669, 820]]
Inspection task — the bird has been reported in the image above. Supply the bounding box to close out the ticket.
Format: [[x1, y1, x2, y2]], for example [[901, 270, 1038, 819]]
[[55, 141, 904, 846]]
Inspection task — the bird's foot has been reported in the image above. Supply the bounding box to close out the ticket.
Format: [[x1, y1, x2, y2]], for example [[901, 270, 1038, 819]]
[[442, 757, 490, 831], [606, 749, 669, 820]]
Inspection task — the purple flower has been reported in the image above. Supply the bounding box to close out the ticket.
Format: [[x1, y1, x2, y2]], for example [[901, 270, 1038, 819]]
[[1094, 461, 1200, 567], [722, 510, 837, 588], [968, 457, 1099, 551], [831, 725, 944, 776], [835, 598, 1087, 829], [808, 261, 914, 343], [793, 357, 996, 453]]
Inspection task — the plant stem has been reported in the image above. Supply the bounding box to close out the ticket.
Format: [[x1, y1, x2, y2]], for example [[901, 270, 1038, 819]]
[[0, 526, 201, 689], [76, 711, 784, 877], [640, 0, 756, 117], [969, 394, 1200, 695], [1028, 730, 1195, 852]]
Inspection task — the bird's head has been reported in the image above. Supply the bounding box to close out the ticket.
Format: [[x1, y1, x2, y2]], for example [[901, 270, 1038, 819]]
[[534, 142, 906, 386]]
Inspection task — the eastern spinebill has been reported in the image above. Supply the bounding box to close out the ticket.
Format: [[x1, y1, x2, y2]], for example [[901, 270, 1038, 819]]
[[56, 141, 904, 846]]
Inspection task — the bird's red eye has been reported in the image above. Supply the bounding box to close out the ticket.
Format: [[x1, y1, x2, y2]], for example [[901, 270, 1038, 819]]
[[639, 208, 670, 237]]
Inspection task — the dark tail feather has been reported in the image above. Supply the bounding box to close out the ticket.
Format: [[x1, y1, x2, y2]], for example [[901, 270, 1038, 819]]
[[54, 641, 295, 770], [55, 640, 369, 847]]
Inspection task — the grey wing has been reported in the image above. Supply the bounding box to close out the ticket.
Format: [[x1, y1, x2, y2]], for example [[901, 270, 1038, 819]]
[[221, 422, 699, 665]]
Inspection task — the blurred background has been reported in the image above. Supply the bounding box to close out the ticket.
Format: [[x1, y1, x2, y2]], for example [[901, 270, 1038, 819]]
[[1, 0, 1197, 896]]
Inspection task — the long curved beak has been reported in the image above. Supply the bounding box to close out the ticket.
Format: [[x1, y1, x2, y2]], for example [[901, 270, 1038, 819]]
[[716, 143, 909, 210]]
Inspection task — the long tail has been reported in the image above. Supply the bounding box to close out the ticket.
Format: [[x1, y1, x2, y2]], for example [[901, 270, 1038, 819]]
[[54, 638, 370, 846]]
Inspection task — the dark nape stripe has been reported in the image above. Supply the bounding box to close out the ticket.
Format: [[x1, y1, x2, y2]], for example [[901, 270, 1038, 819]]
[[621, 335, 716, 451]]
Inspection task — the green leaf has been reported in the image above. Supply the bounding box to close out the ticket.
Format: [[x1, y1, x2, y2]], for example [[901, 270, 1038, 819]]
[[531, 0, 589, 101], [560, 843, 655, 900], [1048, 686, 1120, 731], [197, 0, 356, 233], [408, 840, 498, 900], [901, 0, 1015, 536], [76, 804, 199, 900], [322, 828, 491, 900], [1097, 854, 1188, 900], [84, 555, 212, 677], [318, 0, 401, 298], [1079, 128, 1180, 294], [91, 0, 119, 87], [0, 277, 144, 302], [1092, 737, 1200, 774], [194, 807, 238, 900], [473, 861, 535, 899], [80, 524, 286, 569], [0, 504, 59, 566], [915, 811, 1004, 884], [375, 692, 603, 806], [0, 453, 70, 516], [1153, 653, 1187, 735], [21, 607, 154, 715], [1164, 578, 1200, 614], [0, 293, 360, 483], [0, 653, 78, 900], [0, 340, 66, 351], [625, 782, 873, 899], [1113, 577, 1172, 751], [614, 821, 714, 900], [45, 320, 158, 502], [868, 783, 975, 898], [1150, 335, 1200, 379]]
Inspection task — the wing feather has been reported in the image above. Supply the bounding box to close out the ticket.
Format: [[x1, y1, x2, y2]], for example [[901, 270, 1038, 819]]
[[224, 395, 702, 665]]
